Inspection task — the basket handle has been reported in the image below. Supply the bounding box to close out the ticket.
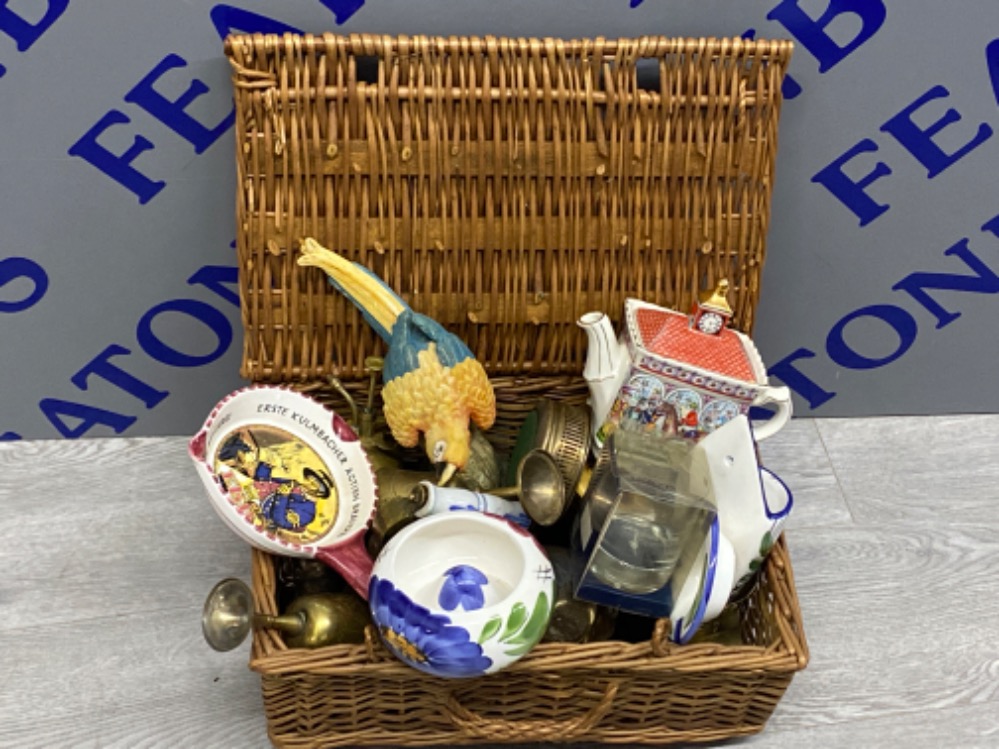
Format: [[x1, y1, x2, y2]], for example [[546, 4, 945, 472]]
[[443, 680, 619, 741]]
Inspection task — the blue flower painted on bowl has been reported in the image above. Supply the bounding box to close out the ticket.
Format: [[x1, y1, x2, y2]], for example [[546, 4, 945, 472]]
[[369, 576, 493, 678], [438, 565, 489, 612]]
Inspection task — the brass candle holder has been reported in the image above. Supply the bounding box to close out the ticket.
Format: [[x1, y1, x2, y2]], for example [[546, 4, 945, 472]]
[[202, 578, 369, 651]]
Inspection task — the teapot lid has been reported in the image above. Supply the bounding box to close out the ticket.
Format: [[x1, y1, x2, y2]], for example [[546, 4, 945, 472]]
[[625, 299, 768, 385]]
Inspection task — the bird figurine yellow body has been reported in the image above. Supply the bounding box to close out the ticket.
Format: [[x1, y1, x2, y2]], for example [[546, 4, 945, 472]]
[[298, 239, 496, 485]]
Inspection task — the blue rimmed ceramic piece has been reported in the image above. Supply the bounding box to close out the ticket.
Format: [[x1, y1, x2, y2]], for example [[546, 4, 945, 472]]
[[369, 511, 555, 678]]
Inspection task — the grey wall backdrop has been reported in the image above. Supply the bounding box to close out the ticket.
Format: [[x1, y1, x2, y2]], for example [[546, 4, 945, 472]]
[[3, 0, 998, 440]]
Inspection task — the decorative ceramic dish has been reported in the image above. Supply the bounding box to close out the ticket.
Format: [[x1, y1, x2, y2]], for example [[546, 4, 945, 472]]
[[370, 511, 555, 678], [189, 386, 378, 598]]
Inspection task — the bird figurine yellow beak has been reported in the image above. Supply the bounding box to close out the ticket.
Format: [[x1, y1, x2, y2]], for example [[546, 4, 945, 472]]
[[297, 239, 496, 479]]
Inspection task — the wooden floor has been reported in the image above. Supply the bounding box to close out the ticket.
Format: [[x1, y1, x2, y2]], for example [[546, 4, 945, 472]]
[[1, 415, 998, 748]]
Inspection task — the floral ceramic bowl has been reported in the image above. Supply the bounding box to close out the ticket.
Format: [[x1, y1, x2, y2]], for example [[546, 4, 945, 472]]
[[369, 511, 555, 678]]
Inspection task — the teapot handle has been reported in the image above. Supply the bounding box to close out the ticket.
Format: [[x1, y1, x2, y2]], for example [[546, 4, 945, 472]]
[[750, 385, 792, 441]]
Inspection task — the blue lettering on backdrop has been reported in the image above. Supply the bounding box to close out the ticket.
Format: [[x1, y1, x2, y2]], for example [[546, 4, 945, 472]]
[[776, 36, 999, 414], [316, 0, 366, 25], [0, 0, 70, 78], [988, 40, 999, 106], [880, 85, 993, 179], [39, 398, 137, 439], [210, 5, 301, 38], [25, 261, 240, 439], [67, 111, 167, 205], [769, 214, 999, 410], [765, 0, 886, 74], [187, 264, 240, 307], [72, 344, 170, 409], [768, 348, 837, 410], [892, 230, 999, 328], [811, 139, 890, 227], [826, 304, 917, 370], [137, 299, 233, 367], [1, 256, 50, 439], [123, 54, 235, 155], [813, 86, 993, 225], [69, 0, 360, 203], [0, 256, 48, 312], [68, 53, 233, 203]]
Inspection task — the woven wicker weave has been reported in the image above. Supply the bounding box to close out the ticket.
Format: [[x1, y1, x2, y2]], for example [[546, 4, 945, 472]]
[[225, 32, 805, 747], [249, 537, 807, 747]]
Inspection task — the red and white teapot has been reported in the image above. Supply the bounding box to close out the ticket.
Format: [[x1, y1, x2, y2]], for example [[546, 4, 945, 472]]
[[579, 280, 792, 449]]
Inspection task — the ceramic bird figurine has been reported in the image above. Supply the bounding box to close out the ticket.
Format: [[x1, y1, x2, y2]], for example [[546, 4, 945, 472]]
[[297, 238, 496, 484]]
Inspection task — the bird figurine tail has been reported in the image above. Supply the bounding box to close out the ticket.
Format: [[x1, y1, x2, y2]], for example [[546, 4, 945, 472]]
[[296, 238, 496, 485], [298, 237, 405, 342]]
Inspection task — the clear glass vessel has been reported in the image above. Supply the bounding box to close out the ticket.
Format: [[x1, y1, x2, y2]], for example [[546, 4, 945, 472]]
[[574, 429, 716, 617]]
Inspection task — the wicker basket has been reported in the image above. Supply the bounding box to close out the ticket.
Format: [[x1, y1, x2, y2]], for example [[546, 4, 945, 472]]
[[225, 32, 807, 747]]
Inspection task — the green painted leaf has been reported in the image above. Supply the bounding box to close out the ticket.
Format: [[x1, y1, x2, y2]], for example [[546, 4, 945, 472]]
[[499, 602, 528, 642], [478, 615, 503, 644], [503, 589, 551, 656], [503, 639, 540, 657], [759, 530, 775, 556]]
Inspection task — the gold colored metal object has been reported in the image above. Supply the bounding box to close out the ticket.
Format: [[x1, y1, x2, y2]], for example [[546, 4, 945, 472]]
[[687, 602, 743, 646], [361, 356, 384, 440], [509, 399, 592, 501], [275, 556, 346, 608], [328, 363, 400, 472], [326, 376, 359, 426], [492, 449, 567, 526], [699, 278, 733, 317], [367, 467, 436, 556], [202, 578, 369, 651], [542, 547, 616, 643]]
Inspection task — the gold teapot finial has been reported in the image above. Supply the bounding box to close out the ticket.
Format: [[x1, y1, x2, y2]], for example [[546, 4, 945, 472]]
[[699, 279, 733, 316]]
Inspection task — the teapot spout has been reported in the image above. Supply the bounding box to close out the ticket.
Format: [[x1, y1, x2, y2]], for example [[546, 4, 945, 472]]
[[577, 311, 628, 434]]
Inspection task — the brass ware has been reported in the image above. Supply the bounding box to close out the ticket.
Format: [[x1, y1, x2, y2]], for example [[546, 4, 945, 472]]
[[275, 556, 346, 609], [688, 603, 743, 646], [202, 578, 369, 651], [326, 375, 359, 426], [542, 547, 616, 644], [366, 467, 435, 557], [360, 355, 383, 439], [508, 399, 592, 502], [327, 362, 400, 472], [492, 449, 567, 526], [376, 466, 438, 503]]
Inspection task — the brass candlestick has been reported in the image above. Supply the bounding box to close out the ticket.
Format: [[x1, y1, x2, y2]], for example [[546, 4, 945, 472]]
[[202, 578, 369, 651]]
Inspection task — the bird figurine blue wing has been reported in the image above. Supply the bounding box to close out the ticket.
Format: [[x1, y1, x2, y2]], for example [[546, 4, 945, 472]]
[[297, 238, 496, 484]]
